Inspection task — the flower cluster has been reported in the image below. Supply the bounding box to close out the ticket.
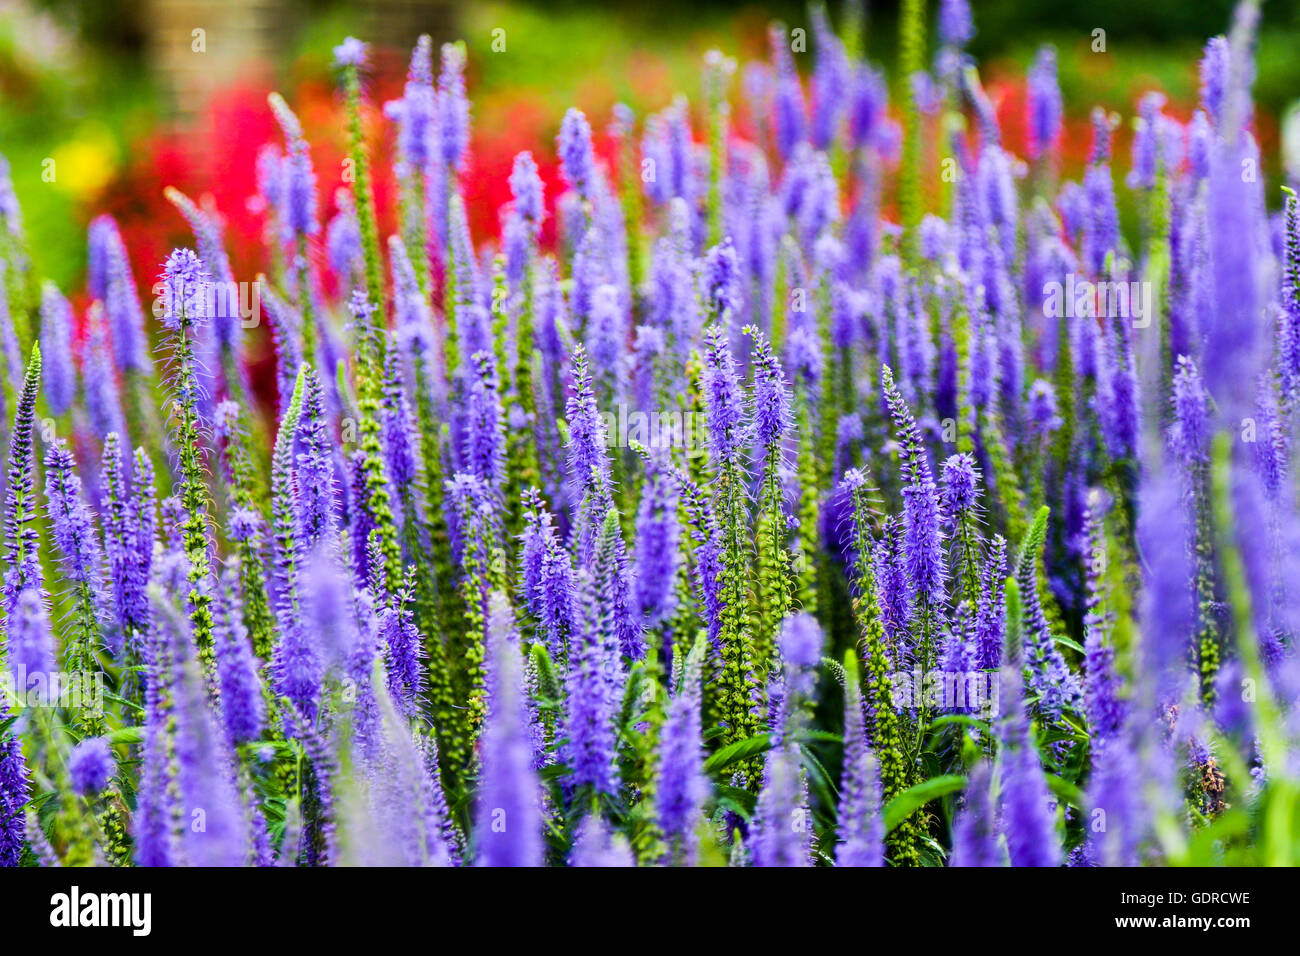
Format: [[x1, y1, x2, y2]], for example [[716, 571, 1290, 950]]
[[1, 0, 1299, 868]]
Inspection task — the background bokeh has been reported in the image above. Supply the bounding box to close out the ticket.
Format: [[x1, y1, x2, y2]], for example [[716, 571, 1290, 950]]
[[3, 0, 1300, 291]]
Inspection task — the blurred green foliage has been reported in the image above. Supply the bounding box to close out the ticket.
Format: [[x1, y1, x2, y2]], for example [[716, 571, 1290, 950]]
[[4, 0, 1300, 291]]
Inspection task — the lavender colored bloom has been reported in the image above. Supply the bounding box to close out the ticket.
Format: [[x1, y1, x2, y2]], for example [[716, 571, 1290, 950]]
[[809, 8, 849, 150], [558, 108, 596, 200], [1128, 92, 1166, 190], [378, 576, 426, 721], [90, 215, 152, 374], [463, 351, 505, 492], [381, 349, 426, 530], [1199, 36, 1228, 126], [333, 36, 368, 69], [4, 348, 45, 616], [270, 419, 320, 729], [161, 247, 207, 332], [701, 324, 748, 467], [882, 366, 946, 605], [68, 737, 116, 796], [748, 326, 792, 455], [1016, 522, 1082, 722], [837, 676, 885, 867], [396, 35, 435, 171], [327, 199, 362, 280], [950, 761, 1006, 866], [848, 64, 887, 152], [632, 461, 680, 627], [940, 453, 980, 520], [1085, 731, 1144, 866], [0, 153, 22, 232], [268, 94, 318, 238], [1137, 471, 1194, 702], [82, 309, 127, 445], [751, 742, 810, 867], [45, 440, 107, 610], [1027, 46, 1062, 161], [475, 593, 543, 866], [437, 42, 470, 170], [973, 537, 1007, 672], [938, 0, 974, 48], [39, 282, 76, 417], [214, 568, 264, 746], [656, 645, 707, 864], [1205, 132, 1265, 419], [140, 593, 249, 866], [874, 515, 913, 658], [563, 569, 619, 795], [101, 440, 155, 656], [295, 367, 338, 547], [510, 151, 545, 234], [565, 345, 611, 499], [570, 815, 634, 867], [769, 24, 806, 160], [1081, 494, 1123, 743], [0, 703, 26, 866], [586, 283, 626, 392], [7, 586, 53, 697], [999, 662, 1061, 867], [1027, 378, 1061, 434]]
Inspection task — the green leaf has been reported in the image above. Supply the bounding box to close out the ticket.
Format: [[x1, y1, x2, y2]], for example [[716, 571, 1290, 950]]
[[1054, 635, 1085, 655], [704, 733, 772, 775], [882, 774, 967, 833], [713, 785, 757, 820], [1043, 773, 1084, 810], [108, 725, 144, 745], [924, 714, 991, 735]]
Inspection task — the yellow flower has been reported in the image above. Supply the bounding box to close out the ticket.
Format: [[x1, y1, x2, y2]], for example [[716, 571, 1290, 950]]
[[50, 125, 119, 200]]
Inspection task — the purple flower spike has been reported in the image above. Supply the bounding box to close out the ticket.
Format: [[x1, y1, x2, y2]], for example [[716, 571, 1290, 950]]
[[475, 593, 543, 867], [39, 283, 76, 417], [333, 36, 368, 70], [558, 108, 596, 199], [68, 737, 116, 796]]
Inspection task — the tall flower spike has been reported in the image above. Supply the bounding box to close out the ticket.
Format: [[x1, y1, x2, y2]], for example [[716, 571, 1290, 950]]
[[39, 281, 75, 417], [44, 440, 109, 711], [633, 456, 680, 631], [335, 39, 384, 317], [655, 635, 708, 865], [475, 593, 543, 867], [881, 365, 946, 692], [510, 150, 545, 235], [562, 569, 619, 796], [1081, 491, 1123, 743], [213, 566, 265, 747], [750, 742, 811, 867], [836, 649, 885, 867], [1015, 507, 1082, 722], [558, 108, 596, 201], [998, 577, 1062, 867], [3, 344, 45, 617], [89, 215, 151, 374], [564, 345, 612, 564], [271, 371, 317, 723], [83, 305, 128, 445], [949, 761, 1006, 866], [1027, 45, 1062, 162], [437, 41, 470, 171], [161, 248, 219, 685], [295, 365, 339, 548]]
